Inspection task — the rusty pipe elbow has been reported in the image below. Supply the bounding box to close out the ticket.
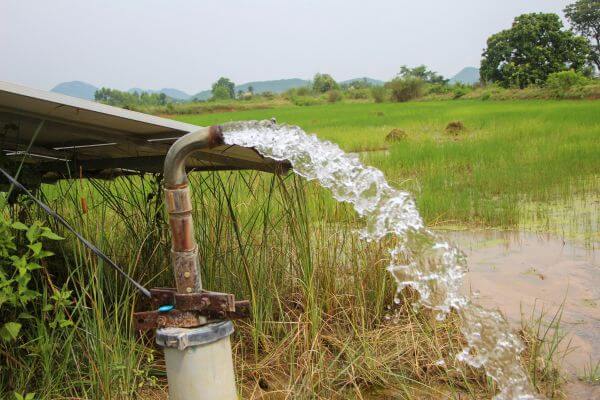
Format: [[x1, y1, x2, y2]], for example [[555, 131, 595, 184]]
[[163, 125, 224, 188], [163, 125, 223, 294]]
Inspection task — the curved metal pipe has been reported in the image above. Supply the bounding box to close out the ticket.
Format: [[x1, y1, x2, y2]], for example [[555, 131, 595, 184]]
[[163, 126, 224, 294], [164, 125, 224, 188]]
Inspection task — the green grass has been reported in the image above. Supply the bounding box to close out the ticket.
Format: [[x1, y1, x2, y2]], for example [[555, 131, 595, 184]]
[[1, 173, 509, 399], [173, 100, 600, 235]]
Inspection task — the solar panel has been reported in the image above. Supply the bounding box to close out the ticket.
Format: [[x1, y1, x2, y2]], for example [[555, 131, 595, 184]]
[[0, 81, 287, 183]]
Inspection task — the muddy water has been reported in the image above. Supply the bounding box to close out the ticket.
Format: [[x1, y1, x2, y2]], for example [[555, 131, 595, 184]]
[[446, 230, 599, 398]]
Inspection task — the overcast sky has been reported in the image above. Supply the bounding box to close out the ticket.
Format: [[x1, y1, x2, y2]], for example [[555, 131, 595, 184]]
[[1, 0, 573, 94]]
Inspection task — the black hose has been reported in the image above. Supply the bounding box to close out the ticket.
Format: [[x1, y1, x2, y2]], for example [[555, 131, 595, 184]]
[[0, 167, 152, 298]]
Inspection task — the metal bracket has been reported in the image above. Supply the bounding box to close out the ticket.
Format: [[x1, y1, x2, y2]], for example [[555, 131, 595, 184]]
[[134, 288, 250, 330]]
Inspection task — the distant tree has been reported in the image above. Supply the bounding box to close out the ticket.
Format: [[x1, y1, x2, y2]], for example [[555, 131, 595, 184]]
[[247, 85, 254, 94], [481, 13, 590, 88], [564, 0, 600, 71], [398, 65, 447, 84], [211, 77, 235, 100], [237, 89, 244, 99], [386, 77, 425, 102], [341, 78, 373, 90], [211, 86, 231, 101], [94, 87, 169, 107], [312, 73, 339, 93]]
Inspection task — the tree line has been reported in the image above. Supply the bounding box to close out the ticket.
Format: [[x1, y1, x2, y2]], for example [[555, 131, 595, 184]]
[[208, 2, 599, 103], [95, 0, 599, 109], [94, 88, 168, 108]]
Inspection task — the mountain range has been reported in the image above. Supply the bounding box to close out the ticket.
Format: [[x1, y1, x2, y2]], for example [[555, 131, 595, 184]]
[[50, 68, 479, 101], [51, 81, 98, 101], [448, 67, 480, 85]]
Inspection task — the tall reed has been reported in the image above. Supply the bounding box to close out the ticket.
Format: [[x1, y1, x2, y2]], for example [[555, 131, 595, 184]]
[[1, 169, 563, 399]]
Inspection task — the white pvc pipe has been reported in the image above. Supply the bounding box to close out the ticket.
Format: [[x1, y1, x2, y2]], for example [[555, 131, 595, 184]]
[[157, 321, 237, 400]]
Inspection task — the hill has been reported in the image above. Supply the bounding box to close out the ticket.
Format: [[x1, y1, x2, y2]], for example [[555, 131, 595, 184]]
[[449, 67, 480, 85], [340, 77, 384, 86], [51, 81, 98, 101], [50, 76, 390, 103], [236, 78, 310, 94], [193, 78, 311, 100], [192, 90, 213, 101]]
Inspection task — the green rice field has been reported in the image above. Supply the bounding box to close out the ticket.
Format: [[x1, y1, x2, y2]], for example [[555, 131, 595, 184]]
[[175, 100, 600, 239]]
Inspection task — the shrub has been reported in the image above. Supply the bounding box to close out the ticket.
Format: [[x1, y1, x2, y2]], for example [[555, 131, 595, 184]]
[[346, 88, 370, 99], [546, 70, 590, 97], [386, 77, 425, 102], [327, 90, 342, 103], [284, 86, 313, 99], [427, 83, 452, 95], [291, 96, 322, 106], [452, 86, 470, 99], [296, 86, 312, 96], [371, 86, 386, 103]]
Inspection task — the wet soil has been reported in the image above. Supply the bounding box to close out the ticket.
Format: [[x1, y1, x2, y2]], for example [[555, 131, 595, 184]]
[[445, 230, 599, 399]]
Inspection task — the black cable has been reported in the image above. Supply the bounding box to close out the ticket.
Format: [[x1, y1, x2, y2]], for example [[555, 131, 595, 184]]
[[0, 167, 152, 298]]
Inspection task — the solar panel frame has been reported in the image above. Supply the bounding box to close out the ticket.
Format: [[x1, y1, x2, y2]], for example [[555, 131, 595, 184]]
[[0, 81, 288, 182]]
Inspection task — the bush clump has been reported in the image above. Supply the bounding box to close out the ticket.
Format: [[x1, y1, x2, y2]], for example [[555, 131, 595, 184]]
[[295, 86, 313, 96], [387, 77, 425, 102], [385, 128, 408, 142], [346, 88, 370, 100], [291, 96, 322, 106], [371, 86, 386, 103], [327, 90, 342, 103], [546, 70, 590, 98], [452, 86, 471, 99]]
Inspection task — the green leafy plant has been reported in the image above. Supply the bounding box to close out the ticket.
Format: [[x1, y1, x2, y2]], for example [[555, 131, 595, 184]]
[[0, 218, 63, 342], [13, 392, 36, 400]]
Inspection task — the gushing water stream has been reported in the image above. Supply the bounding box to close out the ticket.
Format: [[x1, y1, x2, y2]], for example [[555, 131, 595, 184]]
[[223, 120, 540, 400]]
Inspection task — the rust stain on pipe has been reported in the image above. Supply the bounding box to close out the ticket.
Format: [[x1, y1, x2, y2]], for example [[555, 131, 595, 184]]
[[163, 125, 224, 294], [207, 125, 224, 148]]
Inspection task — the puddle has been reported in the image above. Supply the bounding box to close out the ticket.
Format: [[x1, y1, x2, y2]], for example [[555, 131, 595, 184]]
[[445, 230, 600, 398]]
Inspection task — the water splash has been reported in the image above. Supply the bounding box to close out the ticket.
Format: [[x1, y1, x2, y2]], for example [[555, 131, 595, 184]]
[[223, 120, 540, 400]]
